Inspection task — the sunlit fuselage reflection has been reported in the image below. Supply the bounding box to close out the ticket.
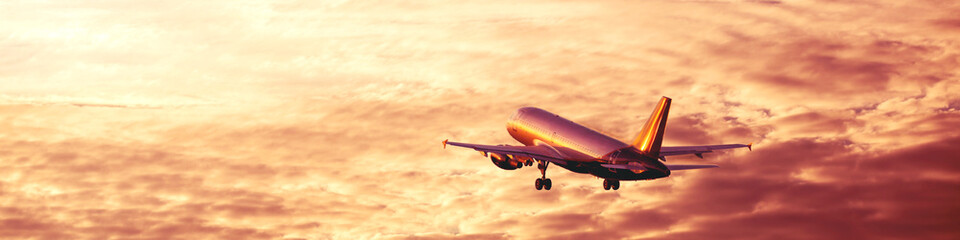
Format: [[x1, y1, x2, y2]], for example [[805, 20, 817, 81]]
[[506, 107, 670, 180]]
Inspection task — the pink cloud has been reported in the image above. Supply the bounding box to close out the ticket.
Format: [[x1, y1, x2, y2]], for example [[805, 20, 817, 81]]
[[1, 0, 959, 239]]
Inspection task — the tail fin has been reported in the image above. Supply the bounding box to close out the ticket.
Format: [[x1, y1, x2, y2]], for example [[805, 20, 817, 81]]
[[631, 97, 671, 156]]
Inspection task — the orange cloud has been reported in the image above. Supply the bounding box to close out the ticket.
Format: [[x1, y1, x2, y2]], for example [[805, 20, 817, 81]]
[[1, 0, 959, 239]]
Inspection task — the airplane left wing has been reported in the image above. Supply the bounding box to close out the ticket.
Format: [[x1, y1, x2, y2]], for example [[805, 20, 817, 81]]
[[659, 143, 752, 158], [444, 140, 579, 165], [600, 163, 718, 171]]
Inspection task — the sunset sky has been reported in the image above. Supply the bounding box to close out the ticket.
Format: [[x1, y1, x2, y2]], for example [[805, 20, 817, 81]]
[[2, 0, 959, 239]]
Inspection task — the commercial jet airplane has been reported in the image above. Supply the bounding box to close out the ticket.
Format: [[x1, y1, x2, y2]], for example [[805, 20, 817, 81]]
[[443, 97, 751, 190]]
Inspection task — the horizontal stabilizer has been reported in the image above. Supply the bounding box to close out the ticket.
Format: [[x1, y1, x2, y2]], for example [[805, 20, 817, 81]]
[[666, 164, 719, 170], [659, 143, 752, 157]]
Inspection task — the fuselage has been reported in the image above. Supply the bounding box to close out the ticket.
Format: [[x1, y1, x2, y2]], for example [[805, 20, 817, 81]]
[[506, 107, 670, 180]]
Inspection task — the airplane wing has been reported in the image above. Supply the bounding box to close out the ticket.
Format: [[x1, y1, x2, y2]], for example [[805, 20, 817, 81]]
[[659, 143, 752, 158], [600, 163, 718, 171], [443, 140, 573, 165]]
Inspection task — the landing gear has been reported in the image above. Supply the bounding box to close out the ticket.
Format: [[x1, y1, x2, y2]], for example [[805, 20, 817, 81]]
[[534, 160, 553, 191], [535, 178, 552, 190], [603, 179, 620, 190]]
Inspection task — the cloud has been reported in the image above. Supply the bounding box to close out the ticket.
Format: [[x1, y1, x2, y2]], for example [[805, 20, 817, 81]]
[[1, 0, 959, 240], [641, 136, 960, 240]]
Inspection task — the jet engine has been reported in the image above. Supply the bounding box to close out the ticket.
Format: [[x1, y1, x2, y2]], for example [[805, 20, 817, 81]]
[[490, 153, 522, 170]]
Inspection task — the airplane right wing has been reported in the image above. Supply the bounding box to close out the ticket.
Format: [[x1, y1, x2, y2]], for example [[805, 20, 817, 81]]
[[659, 143, 752, 158]]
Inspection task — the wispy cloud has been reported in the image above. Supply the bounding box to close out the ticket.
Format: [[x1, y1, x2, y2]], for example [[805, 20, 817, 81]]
[[0, 94, 217, 109], [0, 0, 958, 239]]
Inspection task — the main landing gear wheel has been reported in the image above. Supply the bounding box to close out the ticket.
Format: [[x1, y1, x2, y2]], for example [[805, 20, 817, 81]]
[[534, 160, 552, 191], [603, 179, 620, 190], [535, 178, 552, 191]]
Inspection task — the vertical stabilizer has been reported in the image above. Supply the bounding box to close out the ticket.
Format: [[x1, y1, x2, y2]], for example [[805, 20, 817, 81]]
[[631, 97, 671, 156]]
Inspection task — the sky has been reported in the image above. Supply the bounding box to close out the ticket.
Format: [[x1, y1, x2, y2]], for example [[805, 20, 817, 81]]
[[1, 0, 959, 239]]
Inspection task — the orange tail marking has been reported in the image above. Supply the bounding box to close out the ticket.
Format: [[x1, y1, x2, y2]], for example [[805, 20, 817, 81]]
[[631, 97, 672, 155]]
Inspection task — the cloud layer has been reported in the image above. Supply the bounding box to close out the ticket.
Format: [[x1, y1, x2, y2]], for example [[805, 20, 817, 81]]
[[1, 0, 959, 239]]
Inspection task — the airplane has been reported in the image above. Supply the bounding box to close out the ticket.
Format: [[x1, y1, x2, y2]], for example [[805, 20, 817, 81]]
[[443, 97, 752, 190]]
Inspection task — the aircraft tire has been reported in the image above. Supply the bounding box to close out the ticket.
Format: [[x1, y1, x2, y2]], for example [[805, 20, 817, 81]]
[[535, 178, 543, 190], [544, 179, 552, 190], [603, 179, 611, 190], [612, 180, 620, 190]]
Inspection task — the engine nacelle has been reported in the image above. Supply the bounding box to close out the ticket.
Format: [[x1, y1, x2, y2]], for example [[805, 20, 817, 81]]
[[490, 153, 522, 170]]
